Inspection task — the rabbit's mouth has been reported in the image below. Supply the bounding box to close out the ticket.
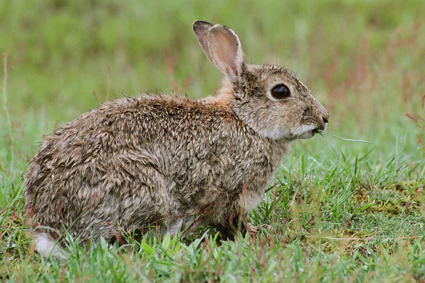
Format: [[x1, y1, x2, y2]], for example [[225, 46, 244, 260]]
[[313, 125, 326, 135], [292, 124, 325, 140], [311, 128, 321, 137], [312, 123, 328, 136]]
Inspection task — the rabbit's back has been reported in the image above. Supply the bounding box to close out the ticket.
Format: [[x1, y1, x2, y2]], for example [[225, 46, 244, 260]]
[[24, 95, 288, 242]]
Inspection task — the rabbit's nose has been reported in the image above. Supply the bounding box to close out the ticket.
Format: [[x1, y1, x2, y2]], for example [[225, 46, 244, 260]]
[[321, 109, 330, 124]]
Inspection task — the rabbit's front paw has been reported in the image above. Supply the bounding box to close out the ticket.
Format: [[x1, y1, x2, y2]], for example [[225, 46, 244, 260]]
[[244, 223, 271, 238]]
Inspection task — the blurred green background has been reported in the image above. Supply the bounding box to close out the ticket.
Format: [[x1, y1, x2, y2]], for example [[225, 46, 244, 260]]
[[1, 0, 424, 162]]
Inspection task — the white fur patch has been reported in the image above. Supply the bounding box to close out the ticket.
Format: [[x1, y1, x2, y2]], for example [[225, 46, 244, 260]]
[[293, 125, 317, 137], [34, 234, 68, 262], [240, 190, 263, 212], [257, 124, 291, 140]]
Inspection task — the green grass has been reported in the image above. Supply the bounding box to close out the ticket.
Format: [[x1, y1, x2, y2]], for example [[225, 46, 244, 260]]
[[1, 0, 425, 282]]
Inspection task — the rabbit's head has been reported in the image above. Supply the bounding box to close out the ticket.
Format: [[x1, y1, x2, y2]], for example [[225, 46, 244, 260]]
[[193, 20, 329, 141]]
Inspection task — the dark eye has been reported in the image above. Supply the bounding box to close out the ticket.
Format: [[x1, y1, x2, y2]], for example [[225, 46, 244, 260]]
[[271, 84, 290, 99]]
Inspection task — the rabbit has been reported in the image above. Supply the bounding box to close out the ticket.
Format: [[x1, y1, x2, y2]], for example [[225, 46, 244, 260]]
[[24, 20, 329, 262]]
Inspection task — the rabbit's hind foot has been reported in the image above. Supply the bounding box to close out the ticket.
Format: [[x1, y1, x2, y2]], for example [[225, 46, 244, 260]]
[[160, 217, 184, 237]]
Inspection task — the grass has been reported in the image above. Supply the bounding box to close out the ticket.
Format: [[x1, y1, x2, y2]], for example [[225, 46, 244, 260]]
[[1, 0, 425, 282]]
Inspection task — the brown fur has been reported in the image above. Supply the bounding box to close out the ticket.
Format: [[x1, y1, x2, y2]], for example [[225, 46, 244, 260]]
[[200, 79, 235, 108], [24, 21, 329, 259]]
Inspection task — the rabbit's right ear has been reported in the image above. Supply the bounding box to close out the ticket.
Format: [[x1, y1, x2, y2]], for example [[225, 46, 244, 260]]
[[193, 21, 245, 84]]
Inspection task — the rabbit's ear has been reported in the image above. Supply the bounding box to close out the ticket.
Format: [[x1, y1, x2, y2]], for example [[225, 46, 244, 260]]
[[207, 24, 245, 82], [193, 20, 215, 64], [193, 21, 245, 83]]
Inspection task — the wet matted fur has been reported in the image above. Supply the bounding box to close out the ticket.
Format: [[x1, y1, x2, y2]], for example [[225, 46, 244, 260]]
[[24, 20, 329, 261]]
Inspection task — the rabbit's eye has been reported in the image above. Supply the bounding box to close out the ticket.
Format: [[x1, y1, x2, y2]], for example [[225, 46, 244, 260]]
[[271, 84, 290, 99]]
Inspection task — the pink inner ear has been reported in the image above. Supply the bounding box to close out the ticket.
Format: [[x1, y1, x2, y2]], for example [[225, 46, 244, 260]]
[[209, 31, 239, 77]]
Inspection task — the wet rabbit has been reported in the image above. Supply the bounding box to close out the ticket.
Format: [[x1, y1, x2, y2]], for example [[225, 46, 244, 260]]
[[24, 20, 329, 261]]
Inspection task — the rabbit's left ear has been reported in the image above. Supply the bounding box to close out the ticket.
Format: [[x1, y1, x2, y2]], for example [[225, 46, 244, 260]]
[[193, 21, 245, 83], [193, 21, 214, 64]]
